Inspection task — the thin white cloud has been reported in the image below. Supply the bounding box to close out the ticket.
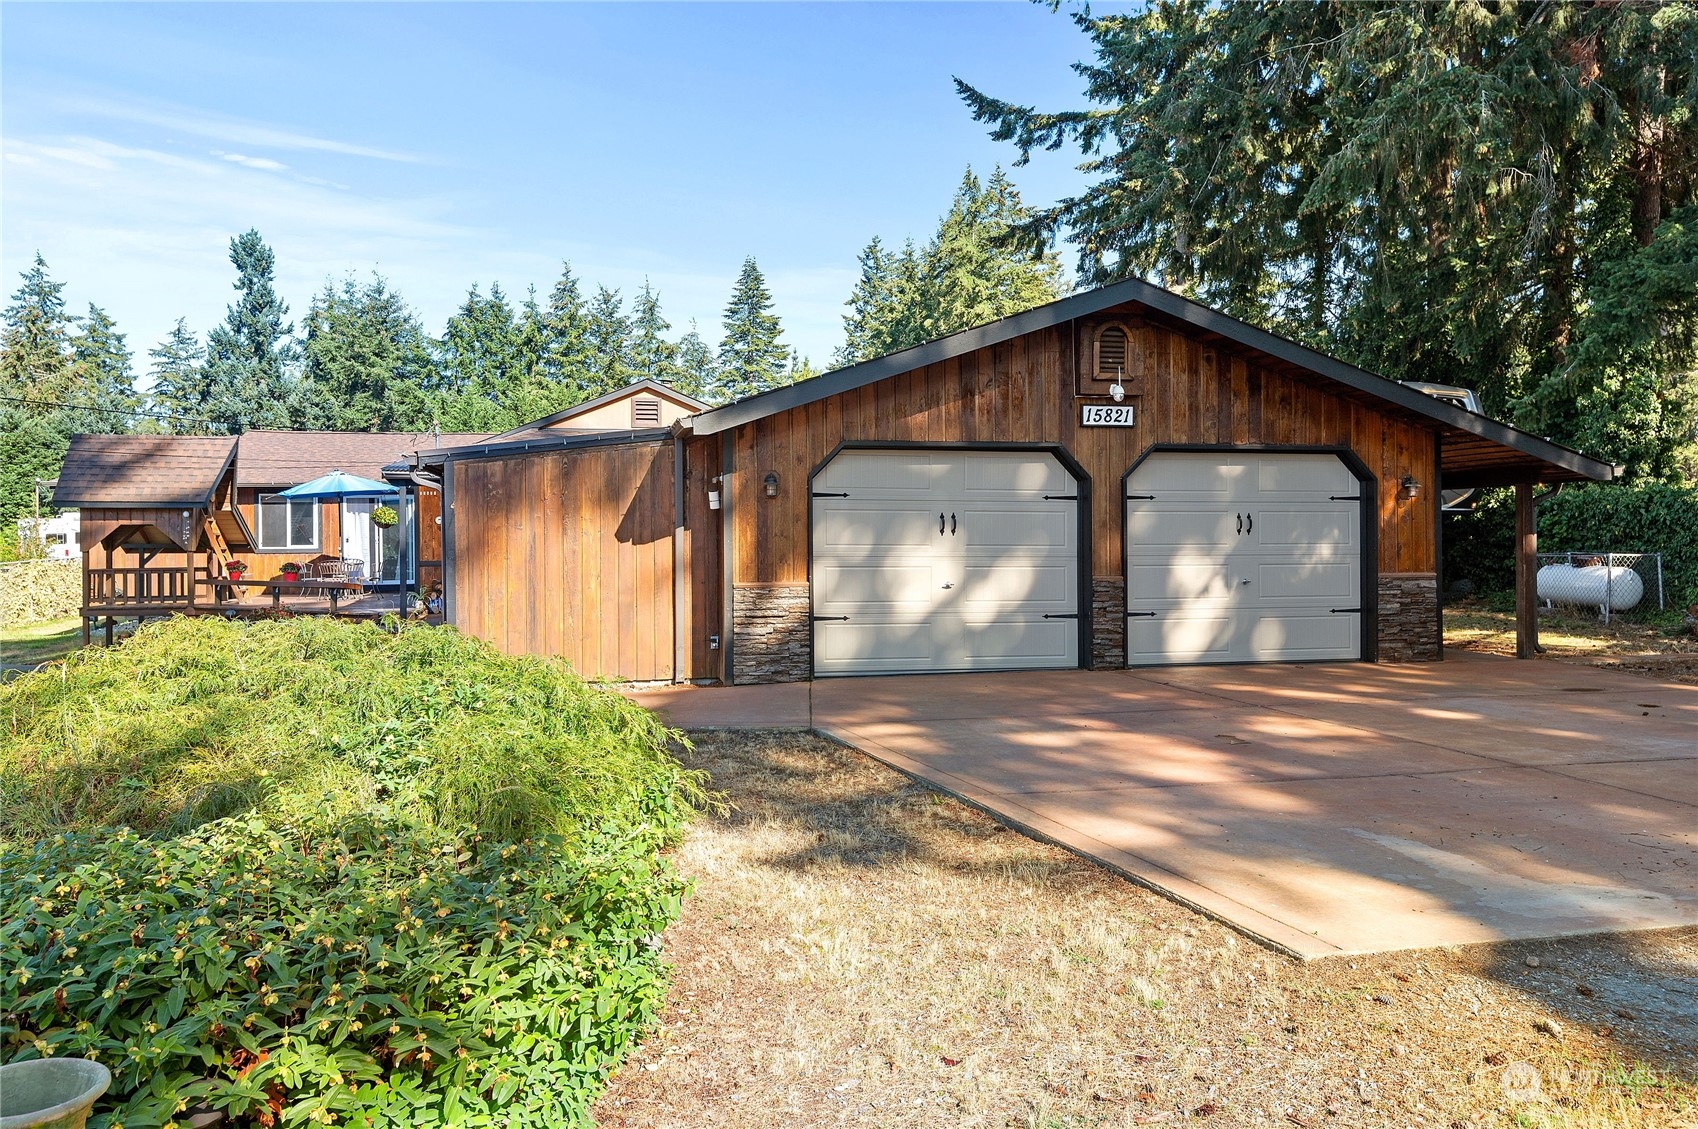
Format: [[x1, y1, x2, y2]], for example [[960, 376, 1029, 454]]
[[58, 94, 423, 164], [216, 151, 288, 172]]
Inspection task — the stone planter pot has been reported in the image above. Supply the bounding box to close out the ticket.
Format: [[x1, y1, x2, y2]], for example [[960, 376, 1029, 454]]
[[0, 1058, 111, 1129]]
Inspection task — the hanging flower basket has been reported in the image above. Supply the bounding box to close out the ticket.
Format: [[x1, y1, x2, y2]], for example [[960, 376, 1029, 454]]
[[371, 504, 400, 528]]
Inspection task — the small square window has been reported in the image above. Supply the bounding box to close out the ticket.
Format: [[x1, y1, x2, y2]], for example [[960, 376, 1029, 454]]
[[258, 495, 319, 552]]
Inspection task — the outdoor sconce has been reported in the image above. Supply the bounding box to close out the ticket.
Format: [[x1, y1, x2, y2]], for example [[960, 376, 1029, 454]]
[[1400, 474, 1421, 499], [763, 472, 780, 498]]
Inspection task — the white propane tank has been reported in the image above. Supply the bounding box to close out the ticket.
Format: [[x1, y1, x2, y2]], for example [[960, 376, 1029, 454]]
[[1536, 563, 1644, 611]]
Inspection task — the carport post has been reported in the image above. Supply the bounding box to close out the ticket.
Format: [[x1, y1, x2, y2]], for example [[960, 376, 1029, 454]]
[[1515, 482, 1538, 658]]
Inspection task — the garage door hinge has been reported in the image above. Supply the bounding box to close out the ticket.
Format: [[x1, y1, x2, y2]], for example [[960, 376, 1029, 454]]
[[1126, 611, 1158, 618], [1329, 495, 1360, 501], [1043, 494, 1077, 501], [1329, 607, 1362, 614], [1042, 613, 1078, 619], [812, 491, 850, 498], [1125, 493, 1155, 500], [812, 615, 850, 622]]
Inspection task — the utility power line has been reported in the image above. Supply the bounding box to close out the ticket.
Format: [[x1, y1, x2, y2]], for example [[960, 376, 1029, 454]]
[[0, 396, 230, 431]]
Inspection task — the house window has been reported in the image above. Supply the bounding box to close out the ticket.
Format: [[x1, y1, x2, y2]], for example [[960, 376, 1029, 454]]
[[257, 494, 318, 551], [632, 396, 662, 426], [1097, 325, 1129, 378]]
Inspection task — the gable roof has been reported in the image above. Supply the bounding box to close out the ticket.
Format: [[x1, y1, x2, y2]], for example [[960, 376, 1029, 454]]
[[236, 430, 489, 487], [53, 435, 239, 508], [681, 276, 1616, 486], [487, 380, 709, 442]]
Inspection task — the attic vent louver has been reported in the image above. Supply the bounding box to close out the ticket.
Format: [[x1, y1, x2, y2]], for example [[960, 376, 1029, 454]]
[[633, 397, 662, 426], [1098, 325, 1128, 377]]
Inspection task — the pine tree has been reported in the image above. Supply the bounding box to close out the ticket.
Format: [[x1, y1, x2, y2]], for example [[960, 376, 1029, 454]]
[[836, 171, 1065, 366], [715, 258, 789, 400], [435, 283, 523, 430], [584, 286, 635, 398], [298, 274, 435, 431], [69, 304, 140, 424], [202, 229, 297, 432], [673, 320, 718, 402], [148, 319, 213, 432], [629, 281, 679, 384], [0, 253, 78, 408], [539, 262, 594, 389]]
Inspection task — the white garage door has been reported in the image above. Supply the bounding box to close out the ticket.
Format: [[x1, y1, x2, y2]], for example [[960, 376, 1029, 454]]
[[1125, 452, 1362, 665], [812, 449, 1079, 675]]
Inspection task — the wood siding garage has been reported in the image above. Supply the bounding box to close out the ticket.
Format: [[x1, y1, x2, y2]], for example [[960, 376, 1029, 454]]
[[1125, 452, 1363, 664], [811, 448, 1080, 675]]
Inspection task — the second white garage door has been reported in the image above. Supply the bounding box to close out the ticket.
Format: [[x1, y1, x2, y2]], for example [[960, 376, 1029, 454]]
[[812, 449, 1079, 675], [1125, 452, 1363, 665]]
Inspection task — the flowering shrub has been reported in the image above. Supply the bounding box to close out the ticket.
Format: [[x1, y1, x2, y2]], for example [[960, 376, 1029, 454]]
[[1, 817, 685, 1129]]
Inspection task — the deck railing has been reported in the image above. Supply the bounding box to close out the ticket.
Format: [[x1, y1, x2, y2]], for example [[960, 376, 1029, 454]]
[[84, 566, 194, 609]]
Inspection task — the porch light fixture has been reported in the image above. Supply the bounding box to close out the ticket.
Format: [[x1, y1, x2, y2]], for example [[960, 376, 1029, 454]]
[[763, 472, 780, 498], [1400, 474, 1421, 499]]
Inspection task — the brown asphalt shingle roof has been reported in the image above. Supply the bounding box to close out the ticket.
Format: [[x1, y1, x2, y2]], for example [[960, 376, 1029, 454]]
[[235, 431, 488, 487], [52, 435, 238, 508]]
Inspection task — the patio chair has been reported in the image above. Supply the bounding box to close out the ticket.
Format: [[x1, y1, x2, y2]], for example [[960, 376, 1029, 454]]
[[309, 558, 365, 598]]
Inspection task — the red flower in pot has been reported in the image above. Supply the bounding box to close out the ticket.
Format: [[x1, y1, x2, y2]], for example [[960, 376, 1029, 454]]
[[280, 562, 304, 581], [226, 561, 248, 580]]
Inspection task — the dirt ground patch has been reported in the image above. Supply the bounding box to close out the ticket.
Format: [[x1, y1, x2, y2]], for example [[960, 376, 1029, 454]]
[[595, 731, 1698, 1129], [1445, 604, 1698, 685]]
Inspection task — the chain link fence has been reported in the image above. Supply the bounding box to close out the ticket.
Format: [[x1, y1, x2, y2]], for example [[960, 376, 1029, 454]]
[[1535, 551, 1666, 624]]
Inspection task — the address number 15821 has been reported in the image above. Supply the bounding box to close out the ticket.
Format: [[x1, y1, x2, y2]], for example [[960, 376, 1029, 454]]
[[1080, 404, 1136, 427]]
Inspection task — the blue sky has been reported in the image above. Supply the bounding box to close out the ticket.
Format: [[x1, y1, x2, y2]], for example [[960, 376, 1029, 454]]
[[2, 2, 1106, 376]]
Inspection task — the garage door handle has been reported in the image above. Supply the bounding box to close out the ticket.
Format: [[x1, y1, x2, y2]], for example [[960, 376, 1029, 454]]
[[940, 513, 946, 535], [1245, 513, 1252, 534], [812, 615, 850, 622], [1126, 611, 1158, 618], [1236, 513, 1242, 535], [950, 513, 957, 535]]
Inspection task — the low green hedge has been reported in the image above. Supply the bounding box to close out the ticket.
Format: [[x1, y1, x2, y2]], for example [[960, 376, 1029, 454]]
[[2, 818, 683, 1128], [1444, 480, 1698, 608], [0, 558, 81, 626]]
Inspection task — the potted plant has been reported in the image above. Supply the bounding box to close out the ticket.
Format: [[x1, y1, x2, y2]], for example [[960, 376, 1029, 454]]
[[371, 503, 399, 528], [225, 560, 248, 581], [280, 561, 304, 582]]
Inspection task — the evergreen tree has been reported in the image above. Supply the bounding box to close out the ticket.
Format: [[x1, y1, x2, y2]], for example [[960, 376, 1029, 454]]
[[715, 257, 789, 400], [0, 253, 77, 408], [629, 280, 679, 384], [836, 171, 1065, 366], [957, 2, 1698, 478], [202, 229, 297, 432], [539, 262, 594, 389], [70, 304, 140, 422], [298, 274, 435, 431], [435, 283, 523, 431], [584, 286, 635, 398], [148, 319, 214, 432], [673, 320, 718, 403]]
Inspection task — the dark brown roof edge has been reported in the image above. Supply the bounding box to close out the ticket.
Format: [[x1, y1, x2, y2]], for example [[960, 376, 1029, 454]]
[[50, 435, 240, 508], [410, 427, 674, 465], [684, 276, 1615, 483]]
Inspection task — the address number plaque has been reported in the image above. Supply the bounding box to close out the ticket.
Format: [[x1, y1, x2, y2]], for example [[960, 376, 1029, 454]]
[[1080, 403, 1136, 427]]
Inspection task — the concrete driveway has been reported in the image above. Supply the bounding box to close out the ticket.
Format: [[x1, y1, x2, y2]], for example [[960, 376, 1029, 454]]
[[631, 652, 1697, 959]]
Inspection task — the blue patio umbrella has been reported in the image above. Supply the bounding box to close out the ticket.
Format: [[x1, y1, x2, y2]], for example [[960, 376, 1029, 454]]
[[277, 470, 399, 499]]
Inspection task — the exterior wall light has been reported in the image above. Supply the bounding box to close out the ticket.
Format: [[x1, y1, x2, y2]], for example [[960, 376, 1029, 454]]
[[763, 472, 780, 498], [1400, 474, 1421, 499]]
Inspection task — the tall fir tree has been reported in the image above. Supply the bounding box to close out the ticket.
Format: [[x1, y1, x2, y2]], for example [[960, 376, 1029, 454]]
[[435, 283, 523, 430], [539, 262, 594, 389], [715, 257, 789, 401], [202, 229, 297, 432], [836, 170, 1064, 366], [298, 274, 436, 431], [148, 319, 214, 432], [629, 280, 679, 384], [0, 253, 77, 407], [584, 286, 635, 398], [69, 304, 140, 424], [673, 320, 718, 403]]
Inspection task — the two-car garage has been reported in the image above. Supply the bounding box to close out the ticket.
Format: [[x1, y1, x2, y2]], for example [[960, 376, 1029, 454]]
[[809, 447, 1365, 677]]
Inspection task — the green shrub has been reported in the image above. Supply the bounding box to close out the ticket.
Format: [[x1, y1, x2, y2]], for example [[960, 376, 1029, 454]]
[[1, 817, 684, 1129], [0, 558, 81, 626], [1443, 480, 1698, 607], [1, 616, 701, 844]]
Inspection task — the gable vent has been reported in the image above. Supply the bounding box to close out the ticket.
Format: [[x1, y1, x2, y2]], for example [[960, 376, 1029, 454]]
[[1098, 325, 1128, 377], [633, 397, 662, 426]]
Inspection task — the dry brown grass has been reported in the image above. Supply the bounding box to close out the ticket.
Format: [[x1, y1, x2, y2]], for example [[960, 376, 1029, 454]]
[[1445, 605, 1698, 685], [595, 731, 1698, 1129]]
